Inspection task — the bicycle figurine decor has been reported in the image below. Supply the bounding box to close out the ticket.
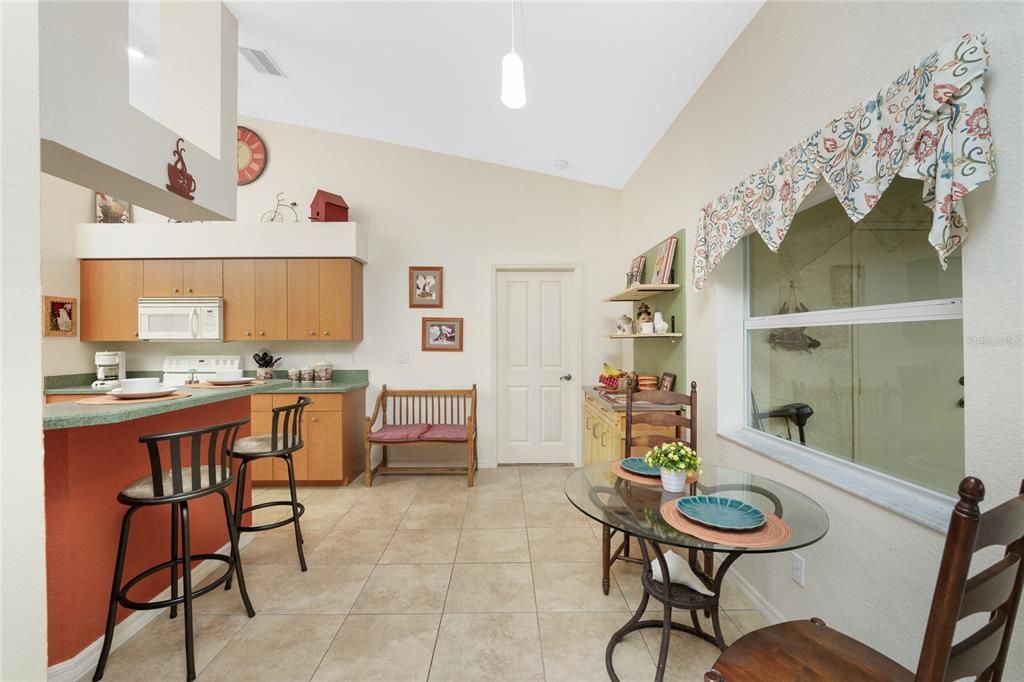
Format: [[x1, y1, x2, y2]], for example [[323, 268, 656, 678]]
[[261, 193, 299, 222]]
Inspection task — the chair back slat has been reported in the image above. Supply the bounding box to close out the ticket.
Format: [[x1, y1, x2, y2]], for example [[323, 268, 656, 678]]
[[916, 478, 1024, 682], [625, 380, 697, 460], [139, 418, 247, 500], [630, 412, 690, 429], [944, 612, 1007, 681], [976, 497, 1024, 550], [190, 435, 202, 491], [961, 555, 1022, 618], [270, 396, 311, 452]]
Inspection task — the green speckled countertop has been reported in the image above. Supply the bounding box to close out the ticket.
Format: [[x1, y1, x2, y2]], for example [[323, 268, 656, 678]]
[[43, 370, 369, 430], [43, 380, 294, 431]]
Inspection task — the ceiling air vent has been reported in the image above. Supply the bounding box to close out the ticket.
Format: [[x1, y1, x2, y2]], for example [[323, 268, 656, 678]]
[[239, 47, 285, 77]]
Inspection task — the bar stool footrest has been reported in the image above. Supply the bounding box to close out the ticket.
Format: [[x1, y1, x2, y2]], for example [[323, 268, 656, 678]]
[[238, 499, 305, 533], [116, 553, 234, 611]]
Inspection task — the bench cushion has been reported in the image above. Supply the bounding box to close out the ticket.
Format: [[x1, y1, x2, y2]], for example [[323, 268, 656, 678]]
[[422, 424, 469, 442], [369, 424, 431, 442]]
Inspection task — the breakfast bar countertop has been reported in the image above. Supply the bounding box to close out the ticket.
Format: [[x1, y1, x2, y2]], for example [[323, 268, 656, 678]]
[[42, 380, 296, 431]]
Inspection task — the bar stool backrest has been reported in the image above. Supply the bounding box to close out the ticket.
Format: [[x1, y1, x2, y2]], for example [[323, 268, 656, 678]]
[[269, 396, 313, 453], [139, 417, 249, 498]]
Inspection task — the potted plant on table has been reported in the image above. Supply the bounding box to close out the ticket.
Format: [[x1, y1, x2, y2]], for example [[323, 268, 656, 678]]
[[644, 442, 701, 493]]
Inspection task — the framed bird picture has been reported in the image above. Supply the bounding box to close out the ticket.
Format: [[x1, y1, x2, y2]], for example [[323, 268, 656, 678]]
[[43, 296, 77, 337], [409, 266, 444, 308]]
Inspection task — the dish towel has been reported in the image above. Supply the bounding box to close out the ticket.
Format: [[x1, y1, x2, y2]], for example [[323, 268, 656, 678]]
[[650, 550, 715, 596]]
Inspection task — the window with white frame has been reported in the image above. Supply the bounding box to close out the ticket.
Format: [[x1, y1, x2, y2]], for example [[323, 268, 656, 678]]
[[745, 177, 964, 495]]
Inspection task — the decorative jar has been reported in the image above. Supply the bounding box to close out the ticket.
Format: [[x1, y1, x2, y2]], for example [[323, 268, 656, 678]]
[[314, 360, 333, 383], [255, 367, 274, 380], [299, 366, 315, 383]]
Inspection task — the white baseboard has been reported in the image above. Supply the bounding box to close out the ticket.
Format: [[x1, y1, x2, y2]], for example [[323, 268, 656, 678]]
[[726, 568, 786, 624], [47, 536, 254, 682]]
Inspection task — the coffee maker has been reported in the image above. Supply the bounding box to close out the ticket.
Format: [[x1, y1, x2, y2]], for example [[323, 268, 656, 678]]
[[92, 351, 126, 389]]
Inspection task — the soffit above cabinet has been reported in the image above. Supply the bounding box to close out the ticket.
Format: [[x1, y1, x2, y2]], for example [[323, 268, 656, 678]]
[[75, 222, 366, 263]]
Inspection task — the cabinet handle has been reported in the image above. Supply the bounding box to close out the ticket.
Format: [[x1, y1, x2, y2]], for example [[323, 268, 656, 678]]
[[246, 331, 252, 336], [309, 330, 316, 336], [187, 287, 194, 293], [311, 416, 318, 422], [323, 330, 330, 336], [600, 431, 607, 447], [173, 288, 180, 294], [259, 331, 265, 336]]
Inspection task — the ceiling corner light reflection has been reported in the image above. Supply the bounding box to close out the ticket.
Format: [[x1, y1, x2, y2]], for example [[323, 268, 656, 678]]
[[126, 44, 147, 60], [500, 0, 526, 109]]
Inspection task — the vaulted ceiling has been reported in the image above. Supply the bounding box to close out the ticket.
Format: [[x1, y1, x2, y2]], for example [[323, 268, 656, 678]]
[[227, 1, 762, 188]]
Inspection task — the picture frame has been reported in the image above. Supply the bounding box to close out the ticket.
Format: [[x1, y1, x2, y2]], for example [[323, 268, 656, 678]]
[[651, 236, 677, 285], [42, 296, 77, 337], [659, 372, 677, 392], [422, 317, 463, 352], [409, 266, 444, 308], [95, 193, 131, 223], [628, 255, 646, 287]]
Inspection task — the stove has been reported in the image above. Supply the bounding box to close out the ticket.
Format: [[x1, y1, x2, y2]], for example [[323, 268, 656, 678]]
[[162, 355, 241, 386]]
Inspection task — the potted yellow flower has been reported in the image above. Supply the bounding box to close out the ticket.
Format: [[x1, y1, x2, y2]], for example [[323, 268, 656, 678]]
[[644, 442, 701, 493]]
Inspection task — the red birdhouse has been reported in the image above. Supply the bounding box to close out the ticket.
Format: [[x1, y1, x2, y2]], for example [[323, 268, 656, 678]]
[[309, 189, 349, 222]]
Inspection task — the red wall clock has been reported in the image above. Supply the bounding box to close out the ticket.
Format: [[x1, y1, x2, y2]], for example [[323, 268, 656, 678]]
[[236, 126, 267, 185]]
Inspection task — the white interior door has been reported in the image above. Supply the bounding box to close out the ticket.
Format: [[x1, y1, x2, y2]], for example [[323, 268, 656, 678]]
[[496, 269, 578, 464]]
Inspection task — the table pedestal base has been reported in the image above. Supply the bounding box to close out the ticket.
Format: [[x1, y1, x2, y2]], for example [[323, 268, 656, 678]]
[[605, 538, 741, 682]]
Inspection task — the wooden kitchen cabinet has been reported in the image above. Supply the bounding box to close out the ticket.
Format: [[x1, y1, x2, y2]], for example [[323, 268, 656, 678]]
[[143, 259, 222, 297], [319, 259, 364, 340], [81, 260, 143, 341], [248, 390, 366, 486], [222, 259, 256, 341], [582, 390, 680, 465], [254, 259, 288, 340], [287, 259, 320, 340]]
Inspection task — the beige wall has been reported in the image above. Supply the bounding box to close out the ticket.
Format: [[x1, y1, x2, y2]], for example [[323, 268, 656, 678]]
[[621, 0, 1023, 671], [106, 117, 628, 467]]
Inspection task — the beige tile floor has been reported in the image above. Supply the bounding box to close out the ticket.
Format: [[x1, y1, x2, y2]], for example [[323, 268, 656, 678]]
[[94, 466, 769, 682]]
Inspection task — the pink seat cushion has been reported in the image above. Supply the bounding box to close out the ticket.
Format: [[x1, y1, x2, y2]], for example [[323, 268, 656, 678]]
[[369, 424, 431, 442], [422, 424, 469, 442]]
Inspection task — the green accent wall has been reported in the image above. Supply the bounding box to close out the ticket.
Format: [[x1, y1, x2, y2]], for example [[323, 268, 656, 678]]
[[633, 230, 685, 385]]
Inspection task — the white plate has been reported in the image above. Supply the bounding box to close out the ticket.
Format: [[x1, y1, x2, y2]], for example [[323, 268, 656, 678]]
[[108, 387, 178, 400], [206, 378, 256, 386]]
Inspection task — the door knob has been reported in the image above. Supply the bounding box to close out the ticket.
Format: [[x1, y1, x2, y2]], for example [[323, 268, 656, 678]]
[[560, 374, 572, 381]]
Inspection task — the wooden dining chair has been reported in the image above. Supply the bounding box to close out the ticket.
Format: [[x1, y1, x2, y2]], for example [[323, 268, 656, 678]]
[[600, 380, 697, 595], [704, 476, 1024, 682]]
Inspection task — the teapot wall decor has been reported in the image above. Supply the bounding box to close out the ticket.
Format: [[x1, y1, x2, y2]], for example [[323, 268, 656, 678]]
[[166, 138, 196, 201]]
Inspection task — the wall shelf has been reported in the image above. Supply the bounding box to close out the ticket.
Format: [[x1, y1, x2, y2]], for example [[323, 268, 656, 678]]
[[604, 284, 680, 302], [607, 332, 683, 338]]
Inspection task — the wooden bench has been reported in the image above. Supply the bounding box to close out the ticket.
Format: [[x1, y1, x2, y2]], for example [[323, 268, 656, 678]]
[[364, 385, 477, 487]]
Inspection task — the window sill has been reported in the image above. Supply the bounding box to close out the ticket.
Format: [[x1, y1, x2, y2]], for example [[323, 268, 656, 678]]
[[719, 427, 955, 533]]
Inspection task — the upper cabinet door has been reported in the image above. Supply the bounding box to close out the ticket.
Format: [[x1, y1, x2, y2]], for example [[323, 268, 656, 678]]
[[287, 259, 320, 340], [143, 260, 184, 297], [81, 260, 144, 341], [182, 260, 223, 296], [223, 259, 255, 340], [254, 259, 288, 340], [318, 259, 364, 341]]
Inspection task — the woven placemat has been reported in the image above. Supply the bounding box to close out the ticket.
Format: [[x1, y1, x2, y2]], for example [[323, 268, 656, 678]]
[[191, 380, 265, 388], [77, 391, 192, 405], [611, 460, 662, 487], [660, 499, 791, 548]]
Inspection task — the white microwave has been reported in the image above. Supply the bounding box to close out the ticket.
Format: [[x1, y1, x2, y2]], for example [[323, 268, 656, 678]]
[[138, 298, 224, 341]]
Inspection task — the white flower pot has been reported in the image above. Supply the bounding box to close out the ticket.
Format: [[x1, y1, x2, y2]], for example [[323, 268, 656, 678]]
[[660, 468, 688, 493]]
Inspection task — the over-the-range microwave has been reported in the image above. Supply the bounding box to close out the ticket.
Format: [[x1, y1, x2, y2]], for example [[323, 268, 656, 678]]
[[138, 298, 224, 341]]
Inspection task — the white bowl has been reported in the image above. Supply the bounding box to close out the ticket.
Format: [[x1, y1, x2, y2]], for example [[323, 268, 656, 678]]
[[121, 377, 161, 394], [215, 369, 243, 380]]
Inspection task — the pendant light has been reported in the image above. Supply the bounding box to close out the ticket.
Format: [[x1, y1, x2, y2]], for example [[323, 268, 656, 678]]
[[501, 0, 526, 109]]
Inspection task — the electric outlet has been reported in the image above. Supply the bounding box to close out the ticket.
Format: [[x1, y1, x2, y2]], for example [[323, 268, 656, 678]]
[[397, 352, 411, 365], [791, 553, 806, 587]]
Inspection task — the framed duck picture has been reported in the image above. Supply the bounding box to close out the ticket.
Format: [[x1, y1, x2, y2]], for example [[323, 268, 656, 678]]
[[409, 266, 444, 308]]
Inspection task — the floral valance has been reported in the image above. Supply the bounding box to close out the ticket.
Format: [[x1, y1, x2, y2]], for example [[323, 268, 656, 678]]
[[692, 33, 994, 291]]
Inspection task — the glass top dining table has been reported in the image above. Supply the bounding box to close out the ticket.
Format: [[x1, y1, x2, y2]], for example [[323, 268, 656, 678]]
[[565, 461, 829, 554], [564, 462, 830, 682]]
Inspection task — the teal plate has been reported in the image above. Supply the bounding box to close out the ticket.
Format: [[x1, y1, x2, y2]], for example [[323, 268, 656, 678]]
[[620, 457, 661, 478], [676, 496, 766, 530]]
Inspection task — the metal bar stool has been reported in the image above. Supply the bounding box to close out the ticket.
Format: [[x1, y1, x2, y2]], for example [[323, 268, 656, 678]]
[[93, 418, 255, 682], [228, 396, 312, 575]]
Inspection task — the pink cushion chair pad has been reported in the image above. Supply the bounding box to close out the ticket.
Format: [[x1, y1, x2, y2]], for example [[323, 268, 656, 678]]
[[422, 424, 469, 442], [369, 424, 431, 442]]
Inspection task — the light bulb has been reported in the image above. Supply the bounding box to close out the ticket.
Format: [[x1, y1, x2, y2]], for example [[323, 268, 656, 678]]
[[501, 49, 526, 109]]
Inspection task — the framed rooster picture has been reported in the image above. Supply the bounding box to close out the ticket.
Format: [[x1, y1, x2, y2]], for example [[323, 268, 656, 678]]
[[43, 296, 77, 337], [409, 266, 444, 308]]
